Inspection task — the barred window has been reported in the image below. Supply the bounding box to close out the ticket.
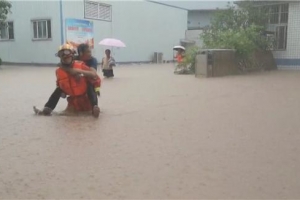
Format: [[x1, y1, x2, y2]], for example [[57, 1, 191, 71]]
[[280, 4, 288, 23], [84, 0, 112, 21], [267, 4, 289, 25], [265, 4, 289, 50], [275, 25, 288, 50], [32, 19, 52, 40], [269, 5, 279, 24], [0, 22, 14, 40]]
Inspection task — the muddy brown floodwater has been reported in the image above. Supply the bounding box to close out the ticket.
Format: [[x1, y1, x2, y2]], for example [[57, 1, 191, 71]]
[[1, 64, 300, 199]]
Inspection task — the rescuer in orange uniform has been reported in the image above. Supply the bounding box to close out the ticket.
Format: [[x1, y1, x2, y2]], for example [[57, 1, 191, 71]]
[[34, 44, 101, 117]]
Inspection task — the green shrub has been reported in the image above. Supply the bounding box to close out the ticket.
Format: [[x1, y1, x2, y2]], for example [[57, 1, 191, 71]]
[[180, 46, 199, 73]]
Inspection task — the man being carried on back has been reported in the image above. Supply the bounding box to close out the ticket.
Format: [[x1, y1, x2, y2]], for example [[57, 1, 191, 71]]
[[34, 44, 101, 118]]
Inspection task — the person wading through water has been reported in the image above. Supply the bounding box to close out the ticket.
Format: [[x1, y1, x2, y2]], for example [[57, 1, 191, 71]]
[[101, 49, 115, 78]]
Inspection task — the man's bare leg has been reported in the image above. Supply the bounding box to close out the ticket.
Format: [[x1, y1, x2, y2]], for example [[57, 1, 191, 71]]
[[92, 106, 100, 118], [87, 83, 100, 118]]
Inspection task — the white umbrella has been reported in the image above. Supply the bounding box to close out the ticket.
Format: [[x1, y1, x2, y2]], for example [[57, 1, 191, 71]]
[[99, 38, 126, 48], [173, 45, 185, 51]]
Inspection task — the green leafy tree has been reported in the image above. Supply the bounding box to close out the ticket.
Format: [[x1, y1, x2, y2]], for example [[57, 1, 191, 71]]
[[180, 46, 199, 73], [0, 0, 11, 65], [0, 0, 11, 30], [201, 1, 272, 70]]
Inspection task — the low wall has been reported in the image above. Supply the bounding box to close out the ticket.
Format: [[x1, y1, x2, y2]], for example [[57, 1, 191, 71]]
[[195, 49, 277, 78], [195, 49, 239, 77]]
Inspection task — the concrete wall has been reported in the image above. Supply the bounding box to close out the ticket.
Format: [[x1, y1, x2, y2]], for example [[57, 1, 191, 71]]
[[62, 0, 112, 63], [185, 29, 203, 47], [107, 1, 187, 63], [63, 0, 187, 63], [0, 0, 187, 64], [0, 1, 61, 64], [188, 10, 216, 30]]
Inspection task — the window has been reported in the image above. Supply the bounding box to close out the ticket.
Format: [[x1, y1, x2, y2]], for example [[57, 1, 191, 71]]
[[84, 0, 112, 21], [280, 4, 289, 23], [266, 4, 289, 50], [32, 19, 51, 40], [268, 4, 289, 24], [275, 25, 288, 50], [269, 5, 279, 24], [0, 22, 14, 40]]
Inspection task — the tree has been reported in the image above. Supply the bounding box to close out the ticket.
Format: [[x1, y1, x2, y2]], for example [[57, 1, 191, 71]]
[[179, 46, 199, 73], [0, 0, 11, 27], [0, 0, 11, 65], [201, 1, 272, 70]]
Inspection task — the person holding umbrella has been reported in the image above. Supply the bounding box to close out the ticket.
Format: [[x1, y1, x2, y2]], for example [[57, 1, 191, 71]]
[[98, 38, 126, 78], [173, 45, 185, 64], [173, 45, 186, 73]]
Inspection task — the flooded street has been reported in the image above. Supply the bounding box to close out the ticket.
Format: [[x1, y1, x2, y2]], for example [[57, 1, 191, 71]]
[[1, 64, 300, 199]]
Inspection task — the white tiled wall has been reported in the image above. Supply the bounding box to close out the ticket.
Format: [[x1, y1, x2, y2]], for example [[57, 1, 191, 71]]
[[273, 2, 300, 69], [278, 66, 300, 70]]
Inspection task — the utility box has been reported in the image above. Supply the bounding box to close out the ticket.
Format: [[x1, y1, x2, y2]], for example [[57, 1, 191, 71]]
[[153, 52, 163, 64], [195, 49, 238, 77]]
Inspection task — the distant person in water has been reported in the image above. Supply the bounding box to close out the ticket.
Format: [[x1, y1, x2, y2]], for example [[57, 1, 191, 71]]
[[175, 48, 185, 64], [174, 48, 186, 73], [101, 49, 115, 78]]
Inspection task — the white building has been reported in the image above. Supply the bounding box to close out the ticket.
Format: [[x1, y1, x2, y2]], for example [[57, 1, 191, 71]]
[[0, 0, 187, 65], [234, 1, 299, 70], [162, 1, 300, 70], [187, 10, 218, 30], [263, 1, 299, 70]]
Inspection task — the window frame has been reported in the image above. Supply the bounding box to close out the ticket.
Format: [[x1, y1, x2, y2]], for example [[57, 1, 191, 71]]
[[265, 3, 289, 51], [275, 25, 288, 51], [0, 21, 15, 41], [31, 19, 52, 41], [269, 5, 280, 24]]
